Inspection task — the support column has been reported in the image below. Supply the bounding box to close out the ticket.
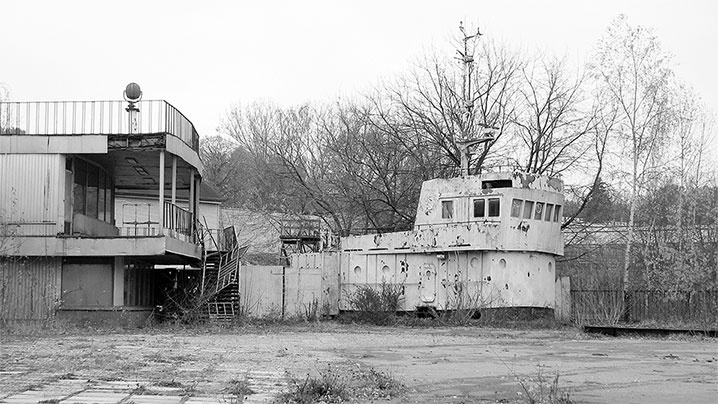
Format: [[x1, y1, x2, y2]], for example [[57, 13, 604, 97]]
[[159, 151, 165, 235], [171, 155, 177, 205], [189, 169, 195, 215], [113, 257, 124, 307]]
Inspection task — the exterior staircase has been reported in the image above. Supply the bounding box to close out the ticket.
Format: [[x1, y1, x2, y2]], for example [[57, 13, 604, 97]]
[[201, 226, 247, 322]]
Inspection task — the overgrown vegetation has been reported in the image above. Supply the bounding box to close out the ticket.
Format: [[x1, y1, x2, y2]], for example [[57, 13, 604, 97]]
[[275, 364, 404, 404], [341, 282, 404, 325], [516, 369, 573, 404], [224, 378, 255, 398]]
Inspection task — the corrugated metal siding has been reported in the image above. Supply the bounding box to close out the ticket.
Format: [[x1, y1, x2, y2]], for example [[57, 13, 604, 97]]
[[0, 154, 62, 236], [0, 257, 61, 320]]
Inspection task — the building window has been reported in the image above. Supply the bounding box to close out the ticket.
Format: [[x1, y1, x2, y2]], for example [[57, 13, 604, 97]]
[[545, 204, 554, 222], [511, 199, 523, 217], [523, 201, 534, 219], [535, 202, 544, 220], [87, 164, 99, 219], [473, 199, 485, 218], [73, 160, 86, 216], [554, 205, 562, 222], [71, 157, 113, 225], [441, 200, 454, 219], [488, 198, 500, 217]]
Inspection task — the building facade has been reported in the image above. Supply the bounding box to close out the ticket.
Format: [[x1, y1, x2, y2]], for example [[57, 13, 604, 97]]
[[0, 96, 215, 324]]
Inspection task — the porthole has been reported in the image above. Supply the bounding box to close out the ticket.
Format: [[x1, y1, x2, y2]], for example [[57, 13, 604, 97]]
[[354, 265, 362, 276], [548, 262, 553, 272], [470, 257, 480, 269], [499, 258, 507, 269], [382, 265, 391, 275]]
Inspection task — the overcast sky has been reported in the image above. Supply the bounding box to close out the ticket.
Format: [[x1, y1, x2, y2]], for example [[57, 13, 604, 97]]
[[2, 0, 716, 152]]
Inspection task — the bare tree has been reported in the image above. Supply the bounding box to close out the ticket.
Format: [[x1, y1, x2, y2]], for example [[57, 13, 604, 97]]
[[513, 56, 596, 175], [590, 15, 676, 295], [376, 34, 523, 175]]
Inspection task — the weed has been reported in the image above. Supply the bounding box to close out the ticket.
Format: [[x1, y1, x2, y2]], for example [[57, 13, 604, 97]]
[[351, 367, 405, 399], [494, 349, 573, 404], [302, 299, 320, 322], [515, 368, 573, 404], [276, 365, 348, 403], [225, 378, 255, 396], [276, 364, 405, 403], [342, 282, 403, 325], [154, 379, 183, 388]]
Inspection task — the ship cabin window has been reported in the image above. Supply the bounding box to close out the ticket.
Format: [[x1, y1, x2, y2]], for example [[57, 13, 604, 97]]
[[554, 205, 562, 222], [523, 201, 534, 219], [534, 202, 544, 220], [488, 198, 500, 217], [473, 199, 486, 218], [441, 200, 454, 219], [511, 199, 523, 218], [482, 179, 513, 189], [545, 204, 554, 221]]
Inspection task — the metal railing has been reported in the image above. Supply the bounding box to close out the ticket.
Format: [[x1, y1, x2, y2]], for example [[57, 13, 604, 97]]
[[163, 201, 194, 241], [279, 218, 322, 239], [0, 99, 199, 151]]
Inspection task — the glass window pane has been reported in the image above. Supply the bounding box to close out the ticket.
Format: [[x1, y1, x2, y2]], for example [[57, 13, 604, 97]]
[[535, 202, 544, 220], [73, 160, 86, 215], [87, 164, 99, 219], [488, 198, 500, 217], [473, 199, 485, 218], [98, 174, 106, 221], [106, 176, 113, 223], [523, 201, 534, 219], [511, 199, 523, 217], [554, 205, 562, 222], [441, 200, 454, 219], [545, 204, 554, 221]]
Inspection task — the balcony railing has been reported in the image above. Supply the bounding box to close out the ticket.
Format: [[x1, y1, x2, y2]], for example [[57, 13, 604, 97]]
[[0, 100, 199, 151], [119, 202, 200, 245], [163, 201, 194, 241]]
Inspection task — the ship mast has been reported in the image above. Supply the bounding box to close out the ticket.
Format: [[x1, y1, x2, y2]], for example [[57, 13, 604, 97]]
[[456, 22, 497, 177]]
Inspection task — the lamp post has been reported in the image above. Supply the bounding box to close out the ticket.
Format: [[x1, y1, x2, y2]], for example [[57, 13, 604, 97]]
[[123, 82, 142, 134]]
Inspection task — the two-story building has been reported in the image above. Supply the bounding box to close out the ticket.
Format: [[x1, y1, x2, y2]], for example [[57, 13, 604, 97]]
[[0, 85, 222, 325]]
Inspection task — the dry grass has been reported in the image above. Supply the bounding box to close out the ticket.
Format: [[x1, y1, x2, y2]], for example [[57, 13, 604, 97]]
[[275, 364, 404, 404]]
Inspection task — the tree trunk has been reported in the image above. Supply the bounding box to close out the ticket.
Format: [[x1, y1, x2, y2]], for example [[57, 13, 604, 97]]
[[622, 158, 639, 321]]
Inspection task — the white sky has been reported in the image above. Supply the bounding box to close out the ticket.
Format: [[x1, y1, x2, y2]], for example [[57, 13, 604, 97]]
[[2, 0, 717, 154]]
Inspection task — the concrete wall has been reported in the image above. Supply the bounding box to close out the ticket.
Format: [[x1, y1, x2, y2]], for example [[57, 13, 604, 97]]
[[240, 253, 341, 318], [60, 258, 114, 308]]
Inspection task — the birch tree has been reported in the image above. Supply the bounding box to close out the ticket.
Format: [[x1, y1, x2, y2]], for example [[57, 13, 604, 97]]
[[589, 15, 676, 294]]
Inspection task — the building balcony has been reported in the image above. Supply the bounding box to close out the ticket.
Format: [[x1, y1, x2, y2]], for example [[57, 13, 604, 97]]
[[0, 201, 209, 262], [0, 100, 203, 176], [0, 99, 198, 151]]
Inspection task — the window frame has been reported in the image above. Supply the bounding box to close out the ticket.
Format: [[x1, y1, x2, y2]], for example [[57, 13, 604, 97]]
[[510, 199, 523, 218], [544, 204, 554, 222], [472, 198, 486, 219], [523, 200, 534, 219], [487, 198, 500, 218], [441, 199, 454, 220], [71, 157, 114, 225]]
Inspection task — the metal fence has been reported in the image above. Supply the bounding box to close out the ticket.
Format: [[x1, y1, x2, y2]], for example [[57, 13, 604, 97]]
[[571, 289, 718, 326], [0, 100, 199, 151]]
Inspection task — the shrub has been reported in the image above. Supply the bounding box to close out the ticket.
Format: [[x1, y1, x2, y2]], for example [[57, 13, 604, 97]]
[[343, 282, 403, 325]]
